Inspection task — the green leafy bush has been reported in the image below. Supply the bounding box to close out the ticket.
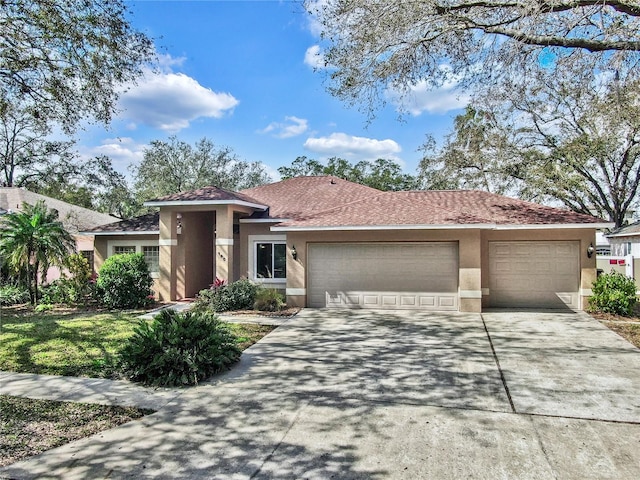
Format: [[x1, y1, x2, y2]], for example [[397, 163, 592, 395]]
[[39, 280, 67, 304], [0, 284, 30, 306], [194, 278, 259, 312], [96, 253, 153, 309], [120, 309, 241, 387], [590, 270, 637, 316], [40, 255, 95, 306], [254, 287, 284, 312]]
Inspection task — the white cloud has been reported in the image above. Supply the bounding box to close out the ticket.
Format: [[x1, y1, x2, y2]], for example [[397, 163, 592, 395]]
[[386, 64, 470, 115], [81, 137, 146, 174], [388, 79, 470, 116], [304, 45, 326, 69], [304, 132, 401, 161], [119, 70, 239, 132], [305, 0, 329, 37], [260, 116, 309, 138]]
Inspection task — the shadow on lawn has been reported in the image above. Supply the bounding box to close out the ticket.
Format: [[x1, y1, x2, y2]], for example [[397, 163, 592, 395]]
[[0, 308, 138, 378]]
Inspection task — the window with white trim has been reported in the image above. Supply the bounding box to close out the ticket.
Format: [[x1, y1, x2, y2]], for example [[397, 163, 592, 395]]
[[248, 235, 287, 283], [256, 242, 286, 279], [113, 245, 136, 255], [107, 240, 160, 277], [143, 246, 160, 273]]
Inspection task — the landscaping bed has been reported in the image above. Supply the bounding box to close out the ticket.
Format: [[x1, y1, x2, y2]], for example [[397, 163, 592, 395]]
[[592, 311, 640, 349]]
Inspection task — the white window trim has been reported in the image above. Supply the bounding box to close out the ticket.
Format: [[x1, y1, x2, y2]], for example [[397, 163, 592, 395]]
[[248, 234, 286, 285], [107, 240, 160, 278]]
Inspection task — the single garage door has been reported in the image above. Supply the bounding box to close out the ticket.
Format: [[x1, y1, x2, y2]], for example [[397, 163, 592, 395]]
[[489, 241, 580, 308], [308, 242, 458, 310]]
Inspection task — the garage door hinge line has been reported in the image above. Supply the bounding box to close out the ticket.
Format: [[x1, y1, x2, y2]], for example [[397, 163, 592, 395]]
[[481, 314, 516, 414]]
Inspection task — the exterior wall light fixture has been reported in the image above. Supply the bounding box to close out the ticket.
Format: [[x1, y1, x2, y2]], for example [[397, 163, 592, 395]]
[[291, 245, 297, 260], [587, 243, 595, 258]]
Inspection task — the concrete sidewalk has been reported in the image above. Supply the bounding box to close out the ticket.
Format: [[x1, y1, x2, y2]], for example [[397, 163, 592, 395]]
[[0, 371, 182, 411], [2, 309, 640, 479]]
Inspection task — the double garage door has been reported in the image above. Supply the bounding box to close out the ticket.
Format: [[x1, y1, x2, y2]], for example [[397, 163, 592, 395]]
[[308, 243, 459, 310], [307, 241, 580, 310]]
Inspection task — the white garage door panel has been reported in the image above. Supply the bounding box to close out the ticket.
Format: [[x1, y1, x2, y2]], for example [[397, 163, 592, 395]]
[[308, 243, 458, 310], [489, 241, 579, 308]]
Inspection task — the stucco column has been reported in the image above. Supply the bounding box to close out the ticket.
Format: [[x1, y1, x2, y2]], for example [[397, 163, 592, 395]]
[[580, 233, 598, 310], [286, 234, 306, 307], [215, 206, 234, 283], [158, 209, 178, 301], [458, 230, 482, 313]]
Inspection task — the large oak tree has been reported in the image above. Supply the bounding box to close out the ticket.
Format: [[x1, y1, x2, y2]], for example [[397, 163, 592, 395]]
[[307, 0, 640, 115], [1, 0, 154, 133], [421, 75, 640, 228]]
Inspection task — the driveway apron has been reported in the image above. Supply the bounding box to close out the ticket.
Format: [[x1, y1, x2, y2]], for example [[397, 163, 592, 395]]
[[2, 309, 640, 479], [482, 310, 640, 423]]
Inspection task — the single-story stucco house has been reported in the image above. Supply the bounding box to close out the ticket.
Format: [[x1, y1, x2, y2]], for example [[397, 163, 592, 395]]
[[82, 176, 612, 312]]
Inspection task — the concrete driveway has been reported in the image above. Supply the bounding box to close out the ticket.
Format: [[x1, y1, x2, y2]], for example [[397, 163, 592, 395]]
[[2, 309, 640, 479]]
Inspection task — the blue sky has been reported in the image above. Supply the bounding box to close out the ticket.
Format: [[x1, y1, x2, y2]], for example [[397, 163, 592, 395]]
[[77, 0, 468, 181]]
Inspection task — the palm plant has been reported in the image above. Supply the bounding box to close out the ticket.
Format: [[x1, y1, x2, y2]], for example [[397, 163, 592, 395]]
[[0, 201, 75, 304]]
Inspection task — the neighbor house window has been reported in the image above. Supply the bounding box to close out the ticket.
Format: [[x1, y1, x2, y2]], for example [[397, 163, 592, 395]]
[[256, 242, 286, 279], [114, 246, 136, 255], [143, 246, 160, 273]]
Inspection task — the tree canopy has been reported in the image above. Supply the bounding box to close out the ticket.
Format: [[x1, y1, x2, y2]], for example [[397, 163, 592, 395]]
[[132, 136, 271, 202], [307, 0, 640, 115], [278, 156, 420, 191], [420, 76, 640, 227], [1, 0, 154, 133]]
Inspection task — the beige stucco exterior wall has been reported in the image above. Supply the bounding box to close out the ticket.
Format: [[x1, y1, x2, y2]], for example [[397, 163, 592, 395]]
[[180, 211, 215, 298], [481, 228, 596, 310], [238, 222, 280, 281], [155, 204, 256, 301]]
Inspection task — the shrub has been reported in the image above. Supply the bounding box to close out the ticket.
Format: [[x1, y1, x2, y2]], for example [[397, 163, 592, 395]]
[[254, 287, 284, 312], [39, 280, 68, 304], [96, 253, 153, 309], [0, 284, 30, 306], [62, 253, 94, 304], [194, 278, 259, 313], [590, 270, 637, 316], [120, 309, 241, 387]]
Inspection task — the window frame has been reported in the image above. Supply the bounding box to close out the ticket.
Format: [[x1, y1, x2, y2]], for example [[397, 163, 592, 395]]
[[248, 235, 287, 285], [107, 240, 160, 278]]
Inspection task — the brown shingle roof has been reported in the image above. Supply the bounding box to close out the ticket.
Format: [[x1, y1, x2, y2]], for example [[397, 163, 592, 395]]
[[145, 186, 266, 207], [274, 190, 606, 228], [240, 176, 382, 220], [82, 213, 159, 235], [0, 188, 117, 234]]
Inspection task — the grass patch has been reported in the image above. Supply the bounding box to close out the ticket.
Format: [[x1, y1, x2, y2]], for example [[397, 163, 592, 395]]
[[0, 309, 141, 379], [0, 395, 152, 467], [228, 323, 277, 351], [0, 307, 277, 378]]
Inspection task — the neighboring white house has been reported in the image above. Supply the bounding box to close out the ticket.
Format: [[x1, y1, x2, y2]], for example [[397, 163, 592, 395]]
[[606, 222, 640, 257]]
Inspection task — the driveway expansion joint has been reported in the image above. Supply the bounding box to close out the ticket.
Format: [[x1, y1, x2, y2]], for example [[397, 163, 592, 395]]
[[481, 314, 516, 414]]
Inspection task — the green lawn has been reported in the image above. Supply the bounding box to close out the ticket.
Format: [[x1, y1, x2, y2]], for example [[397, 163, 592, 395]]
[[0, 307, 276, 378]]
